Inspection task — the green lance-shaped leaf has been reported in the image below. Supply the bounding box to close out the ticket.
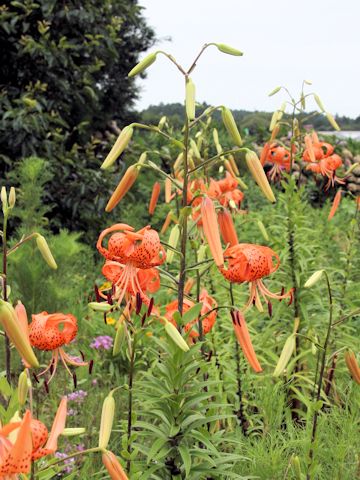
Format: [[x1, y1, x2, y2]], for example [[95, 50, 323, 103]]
[[185, 77, 196, 120], [101, 125, 134, 170], [221, 107, 242, 146], [113, 322, 126, 356], [182, 303, 202, 325], [215, 43, 243, 56], [273, 333, 296, 377], [257, 220, 269, 241], [166, 224, 180, 264], [128, 52, 157, 77]]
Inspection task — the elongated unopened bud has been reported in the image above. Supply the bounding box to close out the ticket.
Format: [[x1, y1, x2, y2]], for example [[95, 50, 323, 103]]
[[18, 370, 29, 406], [98, 393, 115, 449], [232, 311, 262, 373], [106, 165, 139, 212], [228, 154, 239, 175], [291, 455, 302, 480], [113, 321, 126, 356], [158, 116, 167, 129], [269, 111, 280, 132], [313, 94, 325, 112], [128, 52, 157, 77], [102, 450, 129, 480], [218, 209, 238, 246], [326, 112, 340, 131], [88, 302, 113, 313], [304, 270, 324, 288], [8, 187, 16, 208], [185, 78, 196, 120], [268, 86, 281, 97], [166, 225, 180, 264], [257, 220, 269, 241], [273, 334, 296, 377], [149, 182, 161, 216], [161, 211, 173, 234], [164, 320, 189, 352], [62, 427, 86, 436], [222, 107, 242, 146], [0, 300, 39, 368], [245, 150, 276, 203], [165, 178, 172, 204], [328, 190, 342, 221], [101, 126, 134, 170], [36, 234, 57, 269], [201, 197, 224, 267], [344, 350, 360, 385], [215, 43, 243, 56]]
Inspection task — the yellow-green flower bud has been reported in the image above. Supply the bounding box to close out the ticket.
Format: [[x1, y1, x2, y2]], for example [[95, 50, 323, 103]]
[[326, 112, 340, 131], [8, 187, 16, 209], [1, 187, 7, 211], [257, 220, 269, 241], [88, 302, 113, 313], [215, 43, 243, 56], [304, 270, 324, 288], [98, 393, 115, 449], [273, 334, 296, 377], [221, 107, 242, 146], [36, 234, 57, 270], [268, 86, 281, 97], [62, 427, 86, 436], [101, 126, 134, 170], [164, 320, 189, 352], [245, 150, 276, 203], [185, 78, 196, 120], [128, 52, 157, 77], [166, 225, 180, 264], [18, 370, 29, 406]]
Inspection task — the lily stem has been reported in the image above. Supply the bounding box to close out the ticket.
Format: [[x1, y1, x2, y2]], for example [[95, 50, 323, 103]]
[[2, 212, 11, 385]]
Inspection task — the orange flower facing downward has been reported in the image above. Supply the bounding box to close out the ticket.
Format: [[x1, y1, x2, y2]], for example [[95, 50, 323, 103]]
[[231, 310, 262, 373], [29, 312, 88, 383], [0, 398, 67, 475], [263, 143, 292, 181], [220, 243, 293, 310], [97, 224, 166, 305]]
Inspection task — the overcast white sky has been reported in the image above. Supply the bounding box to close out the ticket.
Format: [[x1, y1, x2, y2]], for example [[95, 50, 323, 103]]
[[135, 0, 359, 118]]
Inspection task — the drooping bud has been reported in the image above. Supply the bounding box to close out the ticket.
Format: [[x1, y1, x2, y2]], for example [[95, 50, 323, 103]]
[[218, 209, 238, 246], [0, 300, 39, 368], [149, 182, 161, 216], [185, 78, 196, 120], [313, 94, 325, 112], [165, 178, 172, 204], [245, 150, 276, 203], [201, 197, 224, 267], [190, 139, 201, 159], [344, 350, 360, 385], [18, 370, 29, 406], [62, 427, 86, 436], [164, 319, 190, 352], [304, 270, 324, 288], [328, 190, 342, 221], [102, 450, 129, 480], [228, 154, 239, 175], [215, 43, 243, 56], [1, 187, 7, 212], [128, 52, 157, 77], [232, 311, 262, 373], [326, 112, 340, 131], [35, 234, 57, 269], [221, 107, 242, 146], [273, 334, 296, 377], [98, 393, 116, 449], [101, 126, 134, 170], [268, 86, 281, 97], [8, 187, 16, 208], [166, 225, 180, 264], [161, 211, 173, 234], [105, 165, 139, 212], [224, 159, 237, 178], [88, 302, 113, 313], [158, 116, 167, 129]]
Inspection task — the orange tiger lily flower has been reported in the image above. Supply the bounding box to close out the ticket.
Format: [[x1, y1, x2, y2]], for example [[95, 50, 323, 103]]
[[217, 209, 238, 246], [263, 143, 291, 181], [29, 312, 88, 383], [328, 189, 342, 221], [149, 182, 161, 216], [220, 243, 293, 310], [231, 310, 262, 373], [0, 398, 67, 475], [97, 224, 165, 305], [201, 197, 224, 268], [260, 142, 271, 166]]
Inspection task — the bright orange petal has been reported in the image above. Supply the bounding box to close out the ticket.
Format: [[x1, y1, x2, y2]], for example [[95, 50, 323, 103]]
[[232, 311, 262, 373], [0, 411, 32, 474], [328, 190, 342, 221], [45, 397, 67, 452], [201, 197, 224, 267]]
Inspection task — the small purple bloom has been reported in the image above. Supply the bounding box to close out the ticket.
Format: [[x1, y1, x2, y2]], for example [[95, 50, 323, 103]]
[[90, 335, 113, 350], [67, 390, 87, 403]]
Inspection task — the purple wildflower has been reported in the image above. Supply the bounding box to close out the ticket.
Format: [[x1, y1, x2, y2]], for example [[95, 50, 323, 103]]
[[90, 335, 113, 350]]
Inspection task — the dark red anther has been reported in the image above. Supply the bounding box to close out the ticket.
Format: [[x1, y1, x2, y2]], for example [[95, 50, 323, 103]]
[[136, 293, 142, 315], [94, 284, 101, 302], [207, 350, 213, 362], [195, 367, 201, 375], [235, 310, 243, 326], [89, 359, 94, 375], [288, 290, 294, 306], [252, 298, 256, 306], [267, 301, 273, 317], [147, 297, 154, 317], [104, 313, 107, 324], [279, 287, 285, 301], [141, 312, 147, 327], [107, 292, 113, 305], [49, 362, 54, 375], [33, 372, 39, 384], [111, 284, 116, 296], [44, 380, 49, 394], [230, 309, 236, 324], [73, 373, 77, 389], [79, 350, 85, 361]]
